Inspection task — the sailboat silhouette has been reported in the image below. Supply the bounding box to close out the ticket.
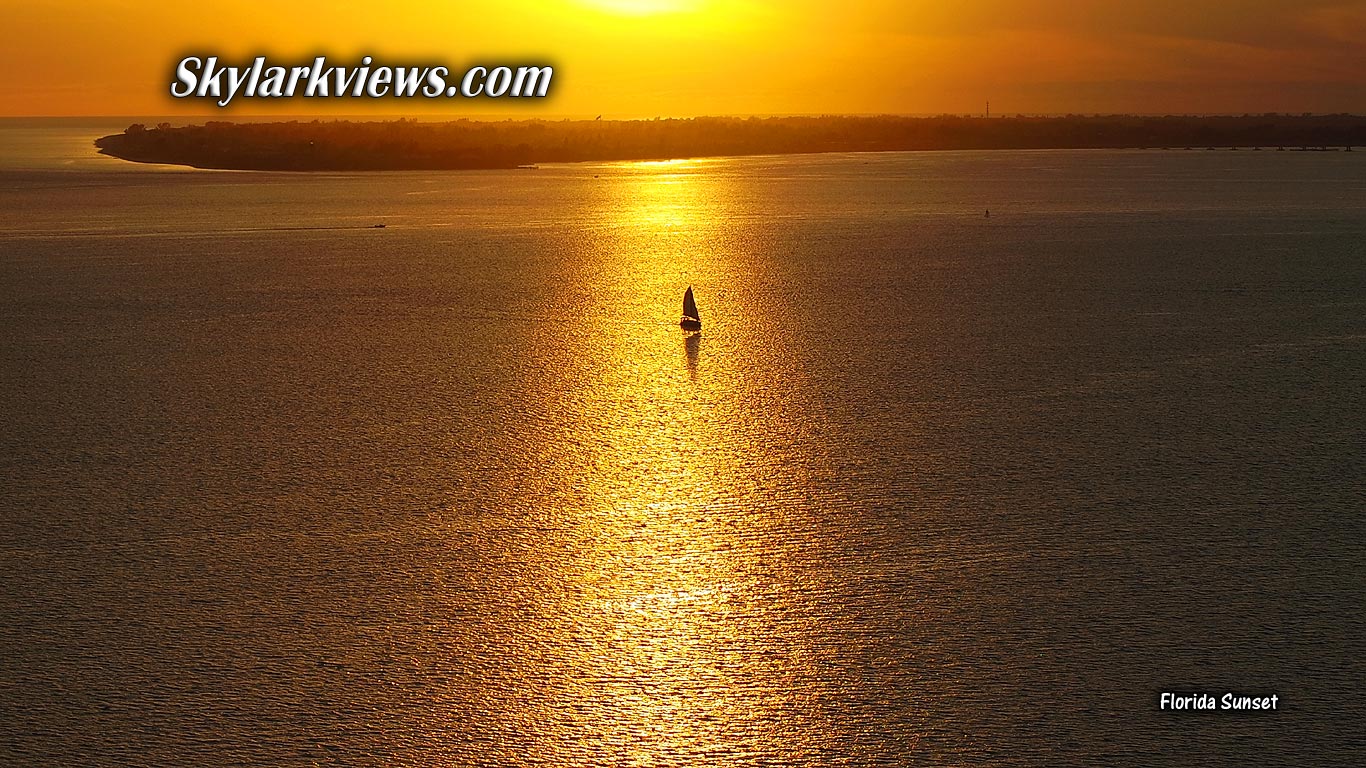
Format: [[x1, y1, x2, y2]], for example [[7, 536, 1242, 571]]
[[679, 286, 702, 331]]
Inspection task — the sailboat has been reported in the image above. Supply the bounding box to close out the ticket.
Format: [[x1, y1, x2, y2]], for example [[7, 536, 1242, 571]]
[[679, 286, 702, 331]]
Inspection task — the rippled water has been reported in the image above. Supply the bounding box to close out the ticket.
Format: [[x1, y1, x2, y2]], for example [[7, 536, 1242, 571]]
[[2, 126, 1364, 766]]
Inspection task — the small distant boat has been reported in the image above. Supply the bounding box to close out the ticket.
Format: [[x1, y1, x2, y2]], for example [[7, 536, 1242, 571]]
[[679, 286, 702, 331], [371, 224, 386, 228]]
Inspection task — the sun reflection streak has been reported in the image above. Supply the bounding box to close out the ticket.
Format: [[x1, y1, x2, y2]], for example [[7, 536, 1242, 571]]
[[434, 160, 879, 763], [508, 160, 830, 760]]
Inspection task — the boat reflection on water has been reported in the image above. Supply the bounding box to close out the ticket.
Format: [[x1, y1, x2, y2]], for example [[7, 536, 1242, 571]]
[[684, 331, 700, 382]]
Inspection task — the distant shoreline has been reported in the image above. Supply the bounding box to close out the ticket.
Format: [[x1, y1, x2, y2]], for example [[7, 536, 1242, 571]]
[[94, 115, 1366, 172]]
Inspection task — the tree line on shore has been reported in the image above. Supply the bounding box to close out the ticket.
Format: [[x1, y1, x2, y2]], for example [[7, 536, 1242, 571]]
[[95, 114, 1366, 171]]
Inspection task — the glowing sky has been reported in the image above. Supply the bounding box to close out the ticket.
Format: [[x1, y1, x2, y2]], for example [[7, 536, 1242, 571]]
[[2, 0, 1363, 116]]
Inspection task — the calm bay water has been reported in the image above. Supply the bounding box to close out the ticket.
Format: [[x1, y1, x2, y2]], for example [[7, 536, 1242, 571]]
[[1, 122, 1364, 765]]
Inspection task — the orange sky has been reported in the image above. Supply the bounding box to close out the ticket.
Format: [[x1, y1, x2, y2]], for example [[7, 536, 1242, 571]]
[[2, 0, 1363, 117]]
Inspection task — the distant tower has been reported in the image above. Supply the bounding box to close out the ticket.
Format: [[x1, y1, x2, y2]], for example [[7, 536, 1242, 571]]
[[986, 100, 990, 118]]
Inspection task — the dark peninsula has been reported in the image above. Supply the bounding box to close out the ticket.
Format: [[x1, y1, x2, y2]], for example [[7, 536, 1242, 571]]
[[95, 114, 1366, 171]]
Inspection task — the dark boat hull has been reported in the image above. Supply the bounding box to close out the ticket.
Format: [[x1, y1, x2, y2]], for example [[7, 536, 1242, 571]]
[[680, 317, 702, 331]]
